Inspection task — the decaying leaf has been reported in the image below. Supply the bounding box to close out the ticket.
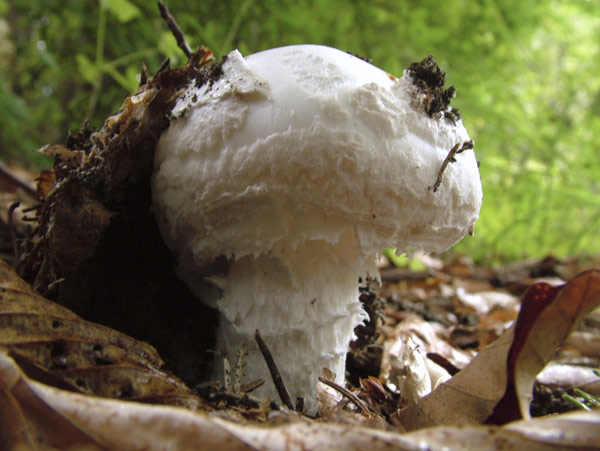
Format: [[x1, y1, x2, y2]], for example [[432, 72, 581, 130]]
[[394, 270, 600, 430], [403, 410, 600, 450], [0, 259, 201, 409], [389, 336, 434, 404], [490, 270, 600, 423], [2, 350, 600, 450]]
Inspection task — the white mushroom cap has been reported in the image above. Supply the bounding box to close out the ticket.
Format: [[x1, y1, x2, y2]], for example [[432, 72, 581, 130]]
[[155, 45, 481, 272], [152, 45, 482, 412]]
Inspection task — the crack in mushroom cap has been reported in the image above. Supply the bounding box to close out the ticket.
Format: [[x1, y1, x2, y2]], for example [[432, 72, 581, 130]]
[[152, 45, 482, 277]]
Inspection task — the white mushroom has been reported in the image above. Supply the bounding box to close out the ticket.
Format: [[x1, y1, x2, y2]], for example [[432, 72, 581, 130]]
[[152, 44, 482, 413]]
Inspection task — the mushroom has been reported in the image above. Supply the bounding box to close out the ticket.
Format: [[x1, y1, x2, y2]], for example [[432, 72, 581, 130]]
[[152, 45, 482, 413]]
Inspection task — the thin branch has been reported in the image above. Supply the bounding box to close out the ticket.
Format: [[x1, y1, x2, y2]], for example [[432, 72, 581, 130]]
[[8, 202, 20, 265], [220, 343, 232, 391], [254, 329, 294, 410], [318, 376, 376, 415], [158, 1, 192, 58], [431, 140, 474, 193], [240, 379, 264, 393], [139, 63, 148, 87]]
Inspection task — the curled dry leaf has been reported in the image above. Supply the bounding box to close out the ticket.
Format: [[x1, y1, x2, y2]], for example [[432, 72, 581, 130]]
[[395, 270, 600, 430], [0, 259, 200, 408], [403, 410, 600, 450], [490, 269, 600, 423]]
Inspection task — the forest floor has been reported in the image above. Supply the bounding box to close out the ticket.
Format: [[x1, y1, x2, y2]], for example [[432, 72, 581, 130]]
[[0, 161, 599, 449]]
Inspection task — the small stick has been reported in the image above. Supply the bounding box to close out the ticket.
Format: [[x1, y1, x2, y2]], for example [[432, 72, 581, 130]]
[[240, 378, 264, 393], [20, 203, 42, 213], [156, 57, 171, 75], [220, 343, 232, 391], [254, 329, 294, 410], [158, 1, 192, 58], [431, 140, 473, 192], [139, 63, 148, 87], [318, 376, 375, 415], [8, 202, 20, 264]]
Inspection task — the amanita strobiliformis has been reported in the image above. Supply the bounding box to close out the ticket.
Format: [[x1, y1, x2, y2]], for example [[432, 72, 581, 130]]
[[152, 45, 482, 413]]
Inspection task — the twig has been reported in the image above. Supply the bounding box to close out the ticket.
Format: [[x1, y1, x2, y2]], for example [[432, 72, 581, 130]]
[[156, 58, 171, 75], [139, 63, 148, 87], [254, 329, 294, 410], [158, 1, 192, 59], [318, 376, 375, 415], [220, 343, 232, 391], [20, 203, 41, 213], [431, 140, 474, 192], [240, 379, 264, 393], [8, 202, 20, 265]]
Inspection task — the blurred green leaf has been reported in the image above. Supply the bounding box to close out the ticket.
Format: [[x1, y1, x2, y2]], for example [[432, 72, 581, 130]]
[[158, 30, 183, 63], [103, 63, 138, 93], [102, 0, 141, 23], [76, 53, 99, 84]]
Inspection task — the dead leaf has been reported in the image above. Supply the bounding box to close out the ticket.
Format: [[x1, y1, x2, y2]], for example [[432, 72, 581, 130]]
[[403, 410, 600, 450], [2, 349, 599, 450], [394, 270, 600, 430], [35, 170, 56, 200], [388, 336, 433, 404], [537, 363, 600, 395], [564, 330, 600, 358], [490, 270, 600, 423], [380, 313, 474, 374], [504, 410, 600, 449], [393, 326, 515, 430], [0, 259, 199, 408]]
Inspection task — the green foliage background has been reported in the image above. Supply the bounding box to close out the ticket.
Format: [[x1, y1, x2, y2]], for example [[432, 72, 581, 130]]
[[1, 0, 599, 262]]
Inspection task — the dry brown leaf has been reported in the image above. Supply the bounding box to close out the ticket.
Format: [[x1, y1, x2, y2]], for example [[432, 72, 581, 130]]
[[0, 259, 41, 294], [2, 350, 599, 450], [490, 270, 600, 423], [564, 330, 600, 358], [395, 270, 600, 430], [403, 410, 600, 450], [0, 259, 198, 407], [537, 363, 600, 395], [503, 409, 600, 448], [35, 169, 56, 201], [394, 326, 514, 430]]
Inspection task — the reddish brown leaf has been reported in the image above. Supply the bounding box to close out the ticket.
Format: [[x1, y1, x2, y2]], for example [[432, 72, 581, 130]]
[[509, 270, 600, 421], [486, 282, 562, 424]]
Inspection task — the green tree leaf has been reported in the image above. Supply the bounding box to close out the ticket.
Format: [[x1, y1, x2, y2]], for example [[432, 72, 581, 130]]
[[102, 0, 141, 23], [76, 54, 99, 84]]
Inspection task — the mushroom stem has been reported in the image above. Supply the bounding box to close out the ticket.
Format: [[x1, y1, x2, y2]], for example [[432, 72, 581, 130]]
[[212, 232, 373, 414]]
